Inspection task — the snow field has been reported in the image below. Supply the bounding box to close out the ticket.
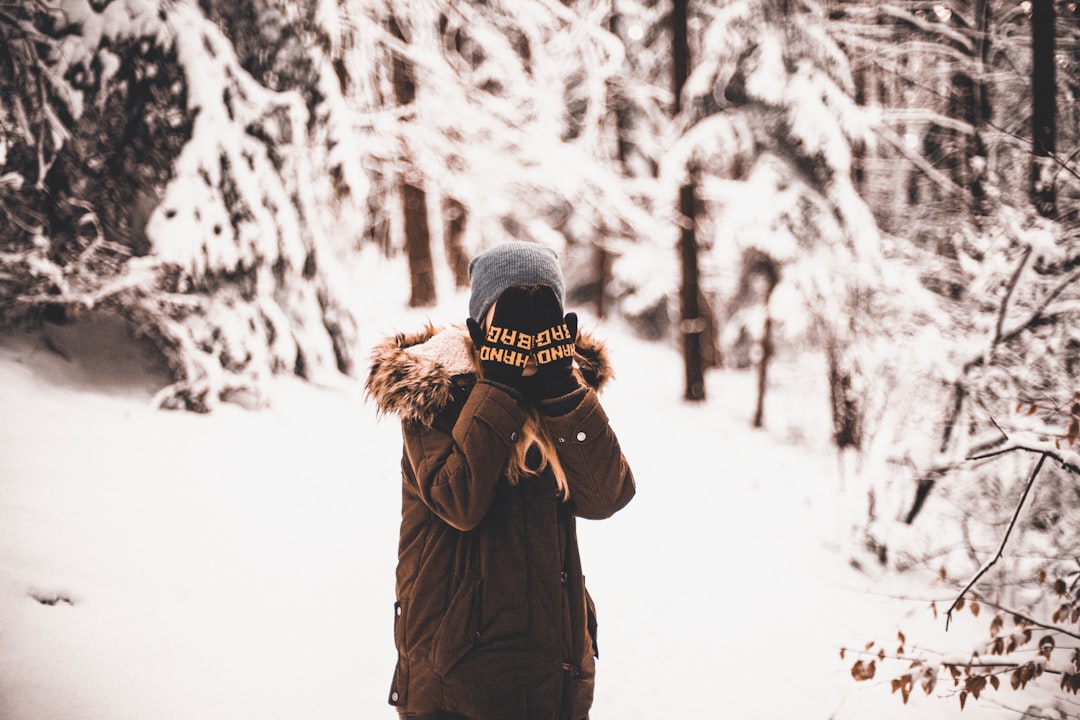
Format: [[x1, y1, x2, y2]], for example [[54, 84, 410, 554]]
[[0, 311, 1015, 719]]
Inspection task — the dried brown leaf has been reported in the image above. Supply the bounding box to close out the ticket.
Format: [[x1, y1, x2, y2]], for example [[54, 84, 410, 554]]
[[891, 674, 914, 704], [921, 666, 937, 695], [851, 659, 877, 682]]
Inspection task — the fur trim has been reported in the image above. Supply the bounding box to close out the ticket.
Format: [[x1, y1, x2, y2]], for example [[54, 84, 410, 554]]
[[365, 323, 613, 426]]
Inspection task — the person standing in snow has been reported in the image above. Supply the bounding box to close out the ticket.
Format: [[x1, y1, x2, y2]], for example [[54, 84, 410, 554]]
[[366, 241, 635, 720]]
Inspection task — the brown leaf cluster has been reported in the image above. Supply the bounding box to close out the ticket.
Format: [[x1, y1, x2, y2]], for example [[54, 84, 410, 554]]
[[1009, 661, 1043, 691]]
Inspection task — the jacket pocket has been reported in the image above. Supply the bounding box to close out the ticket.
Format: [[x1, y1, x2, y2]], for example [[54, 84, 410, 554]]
[[389, 600, 408, 706], [429, 577, 482, 676]]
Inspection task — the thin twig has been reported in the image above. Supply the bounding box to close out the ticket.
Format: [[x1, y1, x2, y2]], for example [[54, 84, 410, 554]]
[[975, 596, 1080, 643], [994, 245, 1031, 346], [946, 453, 1048, 630], [968, 443, 1080, 475]]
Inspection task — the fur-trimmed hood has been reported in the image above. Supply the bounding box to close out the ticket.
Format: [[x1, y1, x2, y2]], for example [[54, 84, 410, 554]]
[[365, 323, 613, 426]]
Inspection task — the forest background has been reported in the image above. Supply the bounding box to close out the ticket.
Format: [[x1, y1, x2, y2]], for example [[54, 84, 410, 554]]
[[3, 0, 1080, 717]]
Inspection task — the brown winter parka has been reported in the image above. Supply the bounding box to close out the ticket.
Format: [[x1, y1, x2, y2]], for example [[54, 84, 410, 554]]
[[366, 324, 635, 720]]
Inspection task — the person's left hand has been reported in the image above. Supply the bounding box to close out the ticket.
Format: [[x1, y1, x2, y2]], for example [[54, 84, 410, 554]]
[[530, 285, 579, 399]]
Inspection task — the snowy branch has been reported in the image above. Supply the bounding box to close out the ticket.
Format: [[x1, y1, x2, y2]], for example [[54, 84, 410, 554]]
[[997, 269, 1080, 347], [993, 245, 1032, 346]]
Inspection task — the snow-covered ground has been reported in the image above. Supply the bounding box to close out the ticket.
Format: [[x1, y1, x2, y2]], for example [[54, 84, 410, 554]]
[[0, 294, 1014, 719]]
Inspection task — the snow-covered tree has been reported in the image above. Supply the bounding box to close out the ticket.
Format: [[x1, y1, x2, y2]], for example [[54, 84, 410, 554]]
[[348, 0, 665, 309], [653, 0, 938, 458], [0, 0, 373, 411], [830, 2, 1080, 714]]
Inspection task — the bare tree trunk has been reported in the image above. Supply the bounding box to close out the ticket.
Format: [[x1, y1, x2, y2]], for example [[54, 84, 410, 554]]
[[1031, 0, 1057, 218], [948, 0, 991, 217], [390, 15, 436, 306], [673, 0, 705, 401], [401, 183, 435, 306], [594, 4, 626, 320], [678, 180, 706, 401], [751, 255, 779, 428], [594, 243, 611, 319], [827, 344, 862, 450], [443, 197, 470, 289], [753, 315, 773, 428]]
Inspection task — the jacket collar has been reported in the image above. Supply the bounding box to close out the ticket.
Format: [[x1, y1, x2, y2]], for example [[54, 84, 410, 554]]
[[365, 323, 613, 426]]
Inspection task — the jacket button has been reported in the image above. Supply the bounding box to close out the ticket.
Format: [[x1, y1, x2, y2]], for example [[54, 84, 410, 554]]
[[510, 431, 519, 441], [575, 431, 587, 442], [390, 691, 399, 702]]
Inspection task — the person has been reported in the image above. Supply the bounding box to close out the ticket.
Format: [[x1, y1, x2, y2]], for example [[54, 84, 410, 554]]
[[366, 240, 636, 720]]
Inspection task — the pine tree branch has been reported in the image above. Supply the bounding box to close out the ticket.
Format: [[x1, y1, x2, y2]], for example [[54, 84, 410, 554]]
[[946, 453, 1048, 630]]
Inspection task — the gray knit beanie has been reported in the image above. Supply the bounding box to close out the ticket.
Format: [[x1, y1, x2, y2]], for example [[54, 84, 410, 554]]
[[468, 241, 565, 322]]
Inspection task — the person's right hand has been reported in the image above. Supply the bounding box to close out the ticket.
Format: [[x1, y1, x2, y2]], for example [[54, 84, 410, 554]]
[[466, 286, 533, 388]]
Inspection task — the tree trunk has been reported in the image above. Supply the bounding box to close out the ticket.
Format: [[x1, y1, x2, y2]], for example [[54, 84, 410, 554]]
[[402, 182, 436, 306], [599, 3, 628, 320], [827, 344, 862, 450], [951, 0, 991, 216], [390, 15, 436, 306], [444, 197, 470, 288], [753, 315, 773, 428], [1030, 0, 1057, 218], [594, 243, 611, 319], [672, 0, 689, 114], [673, 0, 705, 401], [751, 255, 779, 428], [678, 181, 706, 401]]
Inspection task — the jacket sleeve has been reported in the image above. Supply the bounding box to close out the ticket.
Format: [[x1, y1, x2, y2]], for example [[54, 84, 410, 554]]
[[542, 388, 635, 520], [402, 381, 526, 531]]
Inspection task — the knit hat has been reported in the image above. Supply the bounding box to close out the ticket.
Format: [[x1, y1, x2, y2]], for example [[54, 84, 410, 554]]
[[468, 241, 566, 322]]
